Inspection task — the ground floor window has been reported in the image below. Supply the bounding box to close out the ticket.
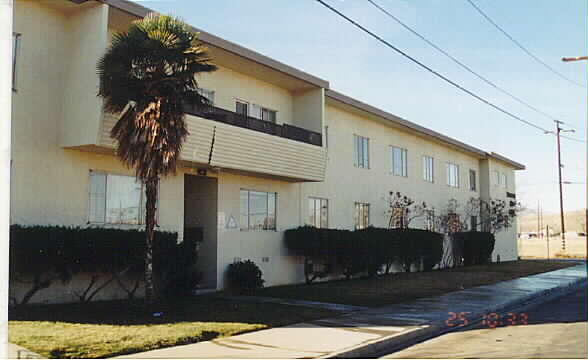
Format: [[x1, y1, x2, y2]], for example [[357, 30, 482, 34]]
[[308, 197, 328, 228], [240, 190, 277, 231], [354, 202, 370, 230], [88, 171, 146, 225]]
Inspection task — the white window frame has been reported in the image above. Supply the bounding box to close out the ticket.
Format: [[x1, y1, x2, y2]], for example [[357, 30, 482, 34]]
[[12, 33, 21, 92], [354, 202, 370, 230], [240, 189, 277, 231], [446, 162, 460, 188], [236, 99, 249, 116], [87, 170, 159, 226], [494, 170, 500, 187], [353, 135, 370, 169], [308, 197, 328, 228], [390, 146, 408, 177], [501, 173, 507, 188], [469, 169, 477, 191], [423, 155, 434, 183]]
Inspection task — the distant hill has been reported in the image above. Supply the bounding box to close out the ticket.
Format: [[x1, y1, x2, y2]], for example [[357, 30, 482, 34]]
[[518, 209, 586, 234]]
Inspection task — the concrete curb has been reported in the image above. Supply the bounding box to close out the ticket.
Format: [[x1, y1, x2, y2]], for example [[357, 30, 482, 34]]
[[322, 275, 587, 359]]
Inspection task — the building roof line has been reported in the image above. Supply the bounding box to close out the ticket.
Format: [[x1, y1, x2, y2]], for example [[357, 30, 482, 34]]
[[325, 89, 525, 170], [99, 0, 330, 89], [95, 0, 524, 170]]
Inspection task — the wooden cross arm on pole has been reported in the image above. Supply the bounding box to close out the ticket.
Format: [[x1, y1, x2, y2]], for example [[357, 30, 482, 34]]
[[562, 56, 587, 62]]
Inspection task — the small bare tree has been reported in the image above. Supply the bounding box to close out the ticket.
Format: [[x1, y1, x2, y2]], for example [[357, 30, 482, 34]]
[[385, 191, 427, 229]]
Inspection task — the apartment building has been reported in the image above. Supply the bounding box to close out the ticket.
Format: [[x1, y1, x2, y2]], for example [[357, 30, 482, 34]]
[[11, 0, 524, 301]]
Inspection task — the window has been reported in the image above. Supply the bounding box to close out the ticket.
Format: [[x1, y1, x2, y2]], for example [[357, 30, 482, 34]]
[[236, 100, 249, 116], [391, 146, 407, 177], [354, 202, 370, 229], [353, 135, 370, 168], [88, 171, 148, 225], [197, 88, 215, 105], [12, 33, 21, 91], [501, 173, 507, 188], [446, 163, 459, 188], [469, 169, 477, 191], [470, 216, 478, 231], [261, 107, 277, 123], [240, 190, 277, 231], [423, 156, 434, 182], [494, 170, 500, 187], [425, 209, 435, 231], [308, 197, 328, 228]]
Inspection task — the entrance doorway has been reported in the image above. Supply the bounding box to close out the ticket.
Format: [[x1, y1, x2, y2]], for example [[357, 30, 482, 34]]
[[184, 174, 218, 290]]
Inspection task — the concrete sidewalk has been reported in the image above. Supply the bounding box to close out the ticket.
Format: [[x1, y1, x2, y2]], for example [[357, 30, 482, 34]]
[[113, 263, 586, 359]]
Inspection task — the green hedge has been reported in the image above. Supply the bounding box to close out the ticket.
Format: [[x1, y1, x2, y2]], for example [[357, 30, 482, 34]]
[[450, 231, 495, 266], [284, 226, 444, 281], [9, 225, 202, 304]]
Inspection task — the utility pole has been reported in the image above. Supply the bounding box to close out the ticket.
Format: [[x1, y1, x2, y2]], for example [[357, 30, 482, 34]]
[[553, 120, 574, 252], [546, 224, 550, 260]]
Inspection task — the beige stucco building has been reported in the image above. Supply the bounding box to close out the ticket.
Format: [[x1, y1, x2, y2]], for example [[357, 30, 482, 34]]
[[10, 0, 524, 302]]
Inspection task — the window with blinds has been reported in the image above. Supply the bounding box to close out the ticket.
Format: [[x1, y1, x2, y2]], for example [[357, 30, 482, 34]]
[[391, 146, 408, 177], [308, 197, 328, 228], [353, 135, 370, 168]]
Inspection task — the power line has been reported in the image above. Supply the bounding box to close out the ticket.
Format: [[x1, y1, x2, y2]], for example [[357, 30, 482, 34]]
[[314, 0, 587, 143], [465, 0, 586, 89], [366, 0, 569, 130]]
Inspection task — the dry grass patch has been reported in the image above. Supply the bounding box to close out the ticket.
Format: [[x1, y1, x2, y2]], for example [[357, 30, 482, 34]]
[[254, 260, 579, 307]]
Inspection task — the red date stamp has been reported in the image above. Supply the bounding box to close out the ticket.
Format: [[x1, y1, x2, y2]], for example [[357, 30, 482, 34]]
[[446, 312, 528, 328]]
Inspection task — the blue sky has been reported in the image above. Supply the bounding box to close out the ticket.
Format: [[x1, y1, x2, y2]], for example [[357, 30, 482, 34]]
[[133, 0, 586, 213]]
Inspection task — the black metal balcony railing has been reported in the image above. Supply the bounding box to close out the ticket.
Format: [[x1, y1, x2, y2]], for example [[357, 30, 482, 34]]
[[183, 104, 322, 147]]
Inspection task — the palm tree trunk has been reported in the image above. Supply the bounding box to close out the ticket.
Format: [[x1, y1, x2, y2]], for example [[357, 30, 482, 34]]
[[144, 177, 158, 303]]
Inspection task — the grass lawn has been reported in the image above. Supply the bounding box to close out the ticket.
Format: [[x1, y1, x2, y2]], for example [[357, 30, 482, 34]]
[[253, 260, 580, 307], [8, 296, 337, 359]]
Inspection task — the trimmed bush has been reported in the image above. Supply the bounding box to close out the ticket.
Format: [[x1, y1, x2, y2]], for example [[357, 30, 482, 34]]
[[9, 225, 201, 304], [284, 226, 444, 279], [451, 231, 495, 266], [226, 260, 264, 294]]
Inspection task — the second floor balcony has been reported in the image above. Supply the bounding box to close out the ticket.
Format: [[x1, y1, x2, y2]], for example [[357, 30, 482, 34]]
[[98, 104, 327, 182], [183, 104, 322, 147]]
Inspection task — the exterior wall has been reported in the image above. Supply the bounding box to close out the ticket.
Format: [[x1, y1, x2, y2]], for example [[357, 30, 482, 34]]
[[301, 104, 482, 230], [196, 65, 294, 126], [215, 172, 305, 289], [486, 159, 519, 261], [292, 88, 325, 133], [60, 2, 109, 147]]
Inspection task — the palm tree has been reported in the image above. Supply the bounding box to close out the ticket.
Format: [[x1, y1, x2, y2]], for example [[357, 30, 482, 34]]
[[97, 13, 217, 303]]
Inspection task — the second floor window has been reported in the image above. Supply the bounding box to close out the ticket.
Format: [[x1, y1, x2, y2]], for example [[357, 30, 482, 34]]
[[308, 197, 328, 228], [391, 146, 407, 177], [261, 107, 277, 123], [240, 190, 277, 231], [423, 155, 434, 182], [469, 169, 477, 191], [354, 202, 370, 229], [446, 163, 459, 188], [236, 100, 248, 116], [501, 173, 507, 188], [353, 135, 369, 168]]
